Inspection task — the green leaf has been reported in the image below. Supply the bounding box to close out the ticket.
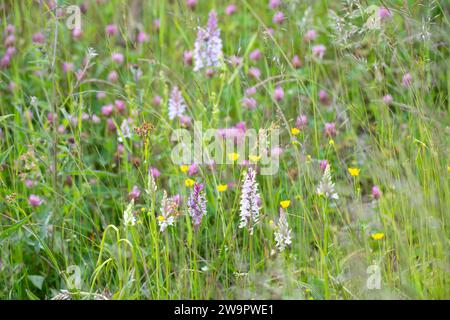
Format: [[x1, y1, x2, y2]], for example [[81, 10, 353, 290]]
[[28, 275, 45, 290]]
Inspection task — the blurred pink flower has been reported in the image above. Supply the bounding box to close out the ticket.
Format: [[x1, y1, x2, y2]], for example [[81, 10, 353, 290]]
[[152, 95, 162, 106], [225, 4, 237, 16], [296, 114, 308, 129], [292, 54, 302, 68], [32, 32, 45, 44], [62, 62, 74, 73], [108, 70, 119, 82], [312, 44, 326, 59], [242, 97, 257, 110], [249, 49, 262, 61], [324, 122, 337, 137], [269, 0, 281, 9], [5, 24, 15, 35], [274, 86, 284, 102], [273, 11, 285, 24], [378, 7, 392, 20], [186, 0, 197, 10], [319, 89, 330, 105], [248, 67, 261, 78], [372, 185, 382, 199], [107, 118, 116, 131], [401, 73, 412, 87], [115, 100, 126, 113], [383, 94, 393, 105], [188, 163, 199, 176], [149, 167, 161, 178], [101, 104, 114, 116], [184, 51, 193, 66], [304, 29, 317, 42], [128, 185, 141, 201], [106, 24, 118, 36], [25, 179, 35, 188], [111, 52, 124, 64], [28, 194, 43, 207], [137, 31, 149, 43], [72, 28, 83, 40], [319, 160, 328, 170]]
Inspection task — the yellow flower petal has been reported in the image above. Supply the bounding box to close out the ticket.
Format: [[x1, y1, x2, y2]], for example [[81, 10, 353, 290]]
[[280, 200, 291, 209], [217, 184, 228, 192], [185, 178, 195, 187], [370, 232, 385, 240], [348, 167, 360, 177], [180, 165, 189, 173], [291, 127, 300, 135], [228, 153, 239, 162]]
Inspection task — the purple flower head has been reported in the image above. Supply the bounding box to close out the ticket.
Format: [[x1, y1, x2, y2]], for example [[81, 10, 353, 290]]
[[128, 185, 141, 201], [245, 87, 257, 96], [319, 159, 328, 170], [152, 95, 162, 106], [108, 70, 119, 82], [32, 32, 45, 44], [269, 0, 281, 9], [72, 27, 83, 40], [29, 194, 43, 207], [273, 11, 285, 24], [383, 94, 393, 105], [168, 86, 186, 120], [149, 166, 161, 178], [242, 97, 257, 110], [137, 31, 149, 43], [324, 122, 337, 137], [111, 52, 124, 64], [114, 100, 126, 113], [401, 73, 413, 87], [188, 183, 207, 230], [248, 67, 261, 79], [304, 29, 317, 42], [106, 24, 118, 36], [372, 185, 382, 200], [193, 11, 223, 72], [249, 49, 262, 61], [186, 0, 197, 9], [184, 50, 193, 65], [378, 7, 392, 20], [188, 163, 199, 176], [101, 104, 114, 117], [312, 44, 326, 59], [319, 89, 330, 105], [296, 114, 308, 129], [292, 54, 302, 68], [226, 4, 237, 16], [274, 86, 284, 102]]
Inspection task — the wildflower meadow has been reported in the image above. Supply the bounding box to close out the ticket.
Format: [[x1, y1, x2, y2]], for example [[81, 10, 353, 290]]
[[0, 0, 449, 301]]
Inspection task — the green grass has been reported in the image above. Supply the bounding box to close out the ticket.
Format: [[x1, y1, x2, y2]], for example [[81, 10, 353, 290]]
[[0, 0, 448, 299]]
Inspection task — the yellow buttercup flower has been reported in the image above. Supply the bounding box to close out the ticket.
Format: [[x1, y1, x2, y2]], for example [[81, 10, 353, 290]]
[[291, 127, 300, 135], [329, 139, 335, 146], [228, 152, 239, 162], [280, 200, 291, 209], [348, 167, 360, 177], [180, 165, 189, 173], [447, 166, 450, 172], [157, 215, 165, 222], [217, 184, 228, 192], [185, 178, 195, 187], [249, 154, 261, 162], [371, 232, 385, 240]]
